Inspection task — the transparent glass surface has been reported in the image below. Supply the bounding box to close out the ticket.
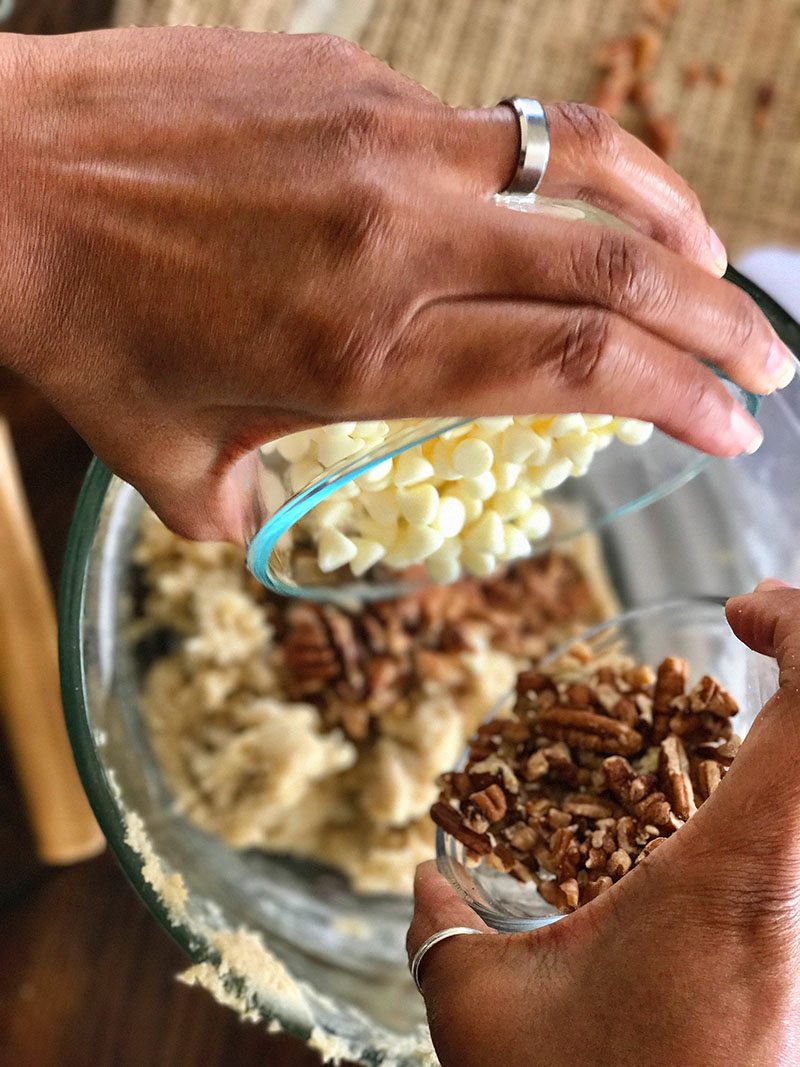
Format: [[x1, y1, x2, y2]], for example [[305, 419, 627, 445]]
[[436, 596, 779, 932], [60, 370, 800, 1058]]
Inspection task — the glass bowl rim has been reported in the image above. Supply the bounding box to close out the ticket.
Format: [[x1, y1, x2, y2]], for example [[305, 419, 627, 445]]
[[57, 460, 313, 1042]]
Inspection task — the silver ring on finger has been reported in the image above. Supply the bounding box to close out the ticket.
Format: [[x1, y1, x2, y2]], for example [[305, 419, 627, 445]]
[[409, 926, 482, 993], [497, 96, 550, 194]]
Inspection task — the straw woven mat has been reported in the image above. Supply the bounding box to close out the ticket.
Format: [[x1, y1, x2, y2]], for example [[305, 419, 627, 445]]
[[114, 0, 800, 255]]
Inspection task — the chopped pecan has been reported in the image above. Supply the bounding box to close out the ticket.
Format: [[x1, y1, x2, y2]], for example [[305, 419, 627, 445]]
[[470, 784, 507, 824], [607, 849, 632, 880], [635, 836, 666, 864], [560, 878, 580, 910], [696, 759, 723, 801], [536, 707, 643, 756], [562, 794, 617, 820], [688, 675, 738, 718], [659, 735, 697, 821], [430, 802, 491, 856], [654, 657, 689, 711]]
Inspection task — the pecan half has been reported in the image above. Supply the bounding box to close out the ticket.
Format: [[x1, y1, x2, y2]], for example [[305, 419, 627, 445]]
[[536, 707, 643, 756]]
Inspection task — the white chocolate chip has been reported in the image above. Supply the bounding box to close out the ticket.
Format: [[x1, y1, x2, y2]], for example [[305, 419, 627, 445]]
[[434, 495, 467, 538], [465, 510, 505, 556], [492, 487, 530, 521], [357, 458, 394, 487], [475, 417, 514, 432], [537, 456, 573, 491], [349, 537, 386, 577], [615, 418, 655, 446], [549, 413, 587, 437], [556, 434, 597, 468], [516, 502, 552, 541], [462, 547, 496, 577], [290, 459, 325, 494], [394, 452, 435, 487], [317, 529, 357, 573], [583, 414, 614, 429], [362, 489, 401, 526], [501, 524, 530, 562], [452, 438, 494, 477], [311, 497, 353, 529], [397, 484, 439, 526], [275, 431, 312, 463], [501, 425, 551, 465], [315, 431, 362, 467], [426, 553, 461, 584], [494, 461, 522, 492], [460, 471, 497, 501]]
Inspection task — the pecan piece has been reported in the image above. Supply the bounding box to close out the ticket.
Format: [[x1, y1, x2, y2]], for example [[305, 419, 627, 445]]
[[654, 657, 689, 711], [430, 802, 491, 855], [688, 675, 738, 718], [536, 707, 643, 756], [659, 735, 697, 821], [562, 794, 617, 820], [607, 849, 632, 880], [470, 784, 507, 824], [696, 759, 723, 801]]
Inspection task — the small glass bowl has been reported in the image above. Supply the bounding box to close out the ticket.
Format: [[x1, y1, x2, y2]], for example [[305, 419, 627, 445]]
[[241, 194, 760, 607], [247, 412, 759, 609], [435, 596, 778, 933]]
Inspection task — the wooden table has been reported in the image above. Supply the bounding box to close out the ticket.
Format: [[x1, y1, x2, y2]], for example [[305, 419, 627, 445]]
[[0, 7, 321, 1063]]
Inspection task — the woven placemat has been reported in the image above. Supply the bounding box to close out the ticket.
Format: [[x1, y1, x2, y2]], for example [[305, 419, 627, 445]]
[[115, 0, 800, 255]]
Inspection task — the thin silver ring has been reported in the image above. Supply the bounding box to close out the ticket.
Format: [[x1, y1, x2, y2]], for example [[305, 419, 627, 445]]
[[409, 926, 482, 993], [497, 97, 550, 194]]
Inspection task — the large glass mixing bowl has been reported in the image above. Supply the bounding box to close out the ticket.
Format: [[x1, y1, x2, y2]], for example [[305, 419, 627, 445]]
[[59, 278, 800, 1063]]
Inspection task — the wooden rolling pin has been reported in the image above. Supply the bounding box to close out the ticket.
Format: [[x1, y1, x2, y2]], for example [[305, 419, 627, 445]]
[[0, 419, 104, 864]]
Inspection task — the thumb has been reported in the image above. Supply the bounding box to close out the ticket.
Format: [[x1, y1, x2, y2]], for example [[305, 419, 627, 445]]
[[691, 584, 800, 867], [407, 861, 492, 993]]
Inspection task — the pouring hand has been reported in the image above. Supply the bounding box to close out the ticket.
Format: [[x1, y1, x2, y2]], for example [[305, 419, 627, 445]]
[[0, 28, 785, 539], [409, 582, 800, 1067]]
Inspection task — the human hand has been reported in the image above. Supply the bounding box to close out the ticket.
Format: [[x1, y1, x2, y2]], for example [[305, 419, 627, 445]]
[[0, 28, 789, 539], [408, 581, 800, 1067]]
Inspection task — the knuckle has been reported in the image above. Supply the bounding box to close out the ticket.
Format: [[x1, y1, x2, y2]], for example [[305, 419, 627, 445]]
[[670, 373, 721, 429], [580, 230, 650, 309], [307, 32, 366, 70], [724, 289, 761, 351], [324, 174, 394, 258], [553, 101, 621, 160], [558, 311, 619, 388]]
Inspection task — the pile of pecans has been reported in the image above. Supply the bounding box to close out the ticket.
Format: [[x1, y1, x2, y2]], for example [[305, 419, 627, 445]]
[[432, 647, 740, 913], [269, 552, 601, 742]]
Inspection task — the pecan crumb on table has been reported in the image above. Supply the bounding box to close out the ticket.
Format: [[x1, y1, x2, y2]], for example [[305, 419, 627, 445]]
[[432, 649, 740, 914]]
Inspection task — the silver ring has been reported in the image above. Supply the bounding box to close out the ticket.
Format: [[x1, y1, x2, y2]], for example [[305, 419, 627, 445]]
[[409, 926, 482, 993], [498, 97, 550, 194]]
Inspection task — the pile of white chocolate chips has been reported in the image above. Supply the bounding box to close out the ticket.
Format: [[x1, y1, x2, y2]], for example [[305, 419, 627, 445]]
[[133, 510, 616, 893], [271, 415, 653, 582]]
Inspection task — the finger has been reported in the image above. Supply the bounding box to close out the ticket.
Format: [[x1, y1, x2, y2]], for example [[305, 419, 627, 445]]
[[448, 201, 795, 398], [392, 298, 763, 456], [726, 585, 800, 687], [407, 861, 490, 964], [539, 102, 727, 277], [452, 101, 726, 276], [686, 587, 800, 862]]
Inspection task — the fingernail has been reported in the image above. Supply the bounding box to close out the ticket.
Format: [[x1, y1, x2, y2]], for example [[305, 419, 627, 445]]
[[766, 337, 797, 390], [730, 406, 763, 454], [755, 578, 791, 592], [708, 227, 728, 276]]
